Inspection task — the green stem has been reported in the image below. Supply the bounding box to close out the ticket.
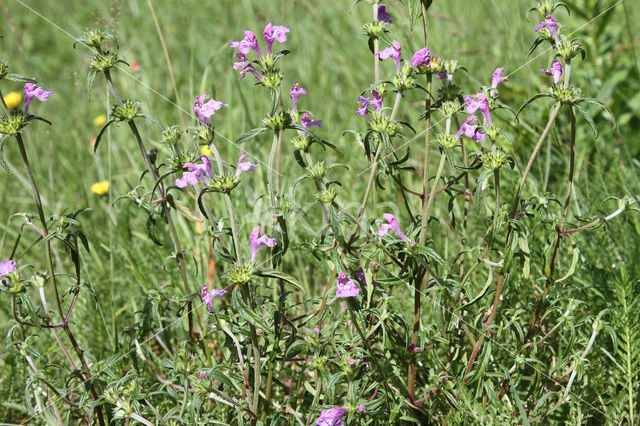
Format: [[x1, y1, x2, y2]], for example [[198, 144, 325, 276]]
[[489, 169, 500, 246], [373, 3, 379, 82], [418, 74, 433, 246], [423, 151, 446, 227]]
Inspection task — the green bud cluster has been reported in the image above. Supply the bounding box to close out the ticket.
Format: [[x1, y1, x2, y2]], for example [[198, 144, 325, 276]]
[[307, 161, 327, 180], [0, 113, 28, 135], [549, 84, 582, 105], [369, 111, 399, 136], [226, 260, 256, 285], [111, 99, 141, 122], [316, 186, 338, 204], [168, 151, 196, 172], [161, 125, 183, 147], [391, 64, 415, 92], [441, 100, 460, 119], [263, 111, 292, 131], [362, 21, 386, 39], [483, 150, 508, 170], [193, 125, 215, 145], [484, 124, 501, 141], [535, 1, 554, 15], [83, 30, 105, 49], [556, 40, 583, 61], [90, 51, 119, 72], [207, 174, 240, 194], [437, 134, 458, 149], [438, 82, 462, 102], [261, 71, 284, 89], [291, 134, 311, 152]]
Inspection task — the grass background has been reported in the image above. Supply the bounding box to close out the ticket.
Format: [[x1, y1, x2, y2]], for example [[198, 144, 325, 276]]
[[1, 0, 640, 422]]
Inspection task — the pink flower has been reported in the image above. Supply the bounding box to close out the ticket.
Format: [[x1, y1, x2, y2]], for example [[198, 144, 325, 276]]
[[0, 259, 16, 286], [290, 82, 307, 110], [239, 64, 263, 80], [540, 60, 563, 85], [131, 61, 140, 72], [301, 113, 322, 129], [233, 53, 248, 70], [356, 90, 383, 116], [464, 93, 492, 125], [201, 284, 227, 312], [236, 154, 259, 177], [175, 155, 212, 188], [348, 358, 356, 365], [378, 214, 415, 245], [249, 226, 276, 262], [313, 328, 320, 334], [231, 30, 263, 57], [199, 371, 207, 379], [23, 83, 54, 114], [411, 48, 431, 68], [193, 93, 227, 126], [315, 407, 347, 426], [455, 116, 485, 142], [535, 14, 559, 42], [336, 272, 360, 298], [490, 67, 508, 97], [263, 23, 290, 55], [357, 405, 366, 414], [375, 40, 402, 73], [377, 4, 393, 23]]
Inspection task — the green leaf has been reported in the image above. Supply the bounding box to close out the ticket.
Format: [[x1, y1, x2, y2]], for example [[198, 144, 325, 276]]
[[93, 119, 116, 153], [235, 127, 267, 143], [515, 93, 554, 120], [255, 269, 304, 293], [555, 239, 579, 282], [6, 74, 36, 84]]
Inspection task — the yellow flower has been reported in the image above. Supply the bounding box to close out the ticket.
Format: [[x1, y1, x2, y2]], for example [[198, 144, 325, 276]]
[[90, 180, 110, 196], [200, 145, 213, 156], [4, 91, 22, 109], [93, 114, 107, 127]]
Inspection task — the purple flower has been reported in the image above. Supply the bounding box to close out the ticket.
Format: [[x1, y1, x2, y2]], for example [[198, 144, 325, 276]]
[[233, 53, 248, 70], [201, 284, 227, 312], [464, 93, 492, 125], [357, 405, 366, 414], [354, 267, 378, 288], [535, 14, 559, 42], [315, 407, 347, 426], [455, 116, 485, 142], [236, 154, 259, 177], [239, 64, 263, 80], [199, 371, 207, 379], [0, 259, 16, 286], [490, 67, 508, 97], [378, 213, 415, 245], [193, 93, 227, 127], [24, 83, 54, 114], [231, 31, 263, 57], [290, 82, 307, 110], [249, 226, 276, 262], [263, 23, 290, 55], [540, 60, 563, 85], [411, 48, 431, 68], [348, 358, 356, 365], [356, 90, 383, 116], [301, 113, 323, 129], [437, 71, 448, 86], [336, 272, 360, 298], [313, 327, 320, 334], [175, 155, 212, 188], [377, 4, 393, 23], [375, 40, 402, 73]]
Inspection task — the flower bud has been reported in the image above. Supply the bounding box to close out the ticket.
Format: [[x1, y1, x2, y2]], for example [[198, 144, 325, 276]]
[[0, 112, 28, 135], [32, 274, 46, 289], [307, 162, 327, 180], [484, 124, 501, 141], [90, 51, 119, 72], [168, 151, 196, 172], [369, 111, 399, 136], [436, 134, 458, 149], [111, 99, 141, 122], [261, 71, 284, 89], [548, 84, 582, 105], [207, 174, 240, 194], [83, 30, 105, 49], [263, 111, 292, 131], [161, 125, 183, 147], [291, 134, 310, 152], [193, 125, 215, 145], [438, 82, 462, 102], [362, 21, 386, 39], [483, 150, 508, 170], [226, 260, 255, 285], [556, 40, 583, 61], [440, 100, 460, 119], [316, 186, 338, 204], [258, 54, 277, 72], [534, 1, 554, 16]]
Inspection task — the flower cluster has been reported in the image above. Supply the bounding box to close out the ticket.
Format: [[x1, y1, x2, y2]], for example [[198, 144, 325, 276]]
[[231, 23, 290, 86], [193, 93, 227, 127], [378, 213, 415, 246]]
